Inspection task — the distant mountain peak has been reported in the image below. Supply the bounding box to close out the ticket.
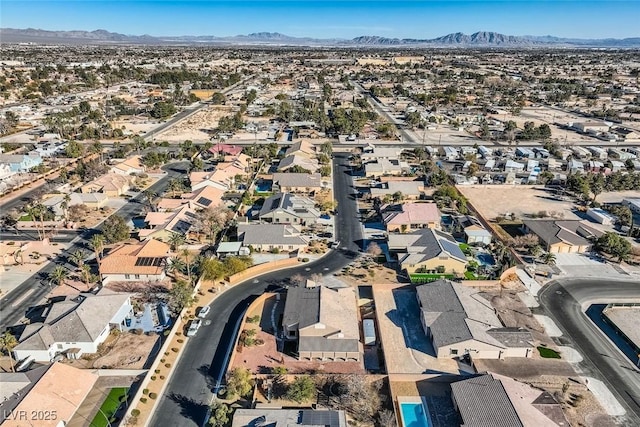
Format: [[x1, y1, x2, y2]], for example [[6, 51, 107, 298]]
[[0, 27, 638, 47]]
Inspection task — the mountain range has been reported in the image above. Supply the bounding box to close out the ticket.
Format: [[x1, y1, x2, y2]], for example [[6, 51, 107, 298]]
[[1, 28, 639, 47]]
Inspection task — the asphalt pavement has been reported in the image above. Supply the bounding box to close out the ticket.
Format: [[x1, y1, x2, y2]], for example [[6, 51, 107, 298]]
[[0, 161, 191, 331], [150, 153, 363, 427], [538, 278, 640, 426]]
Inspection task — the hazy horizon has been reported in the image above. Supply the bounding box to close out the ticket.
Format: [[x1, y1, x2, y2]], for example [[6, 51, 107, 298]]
[[2, 1, 640, 40]]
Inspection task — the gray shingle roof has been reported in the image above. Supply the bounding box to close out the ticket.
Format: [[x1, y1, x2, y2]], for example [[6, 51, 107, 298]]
[[298, 336, 360, 353], [451, 374, 524, 427], [237, 223, 308, 246], [272, 172, 323, 189], [282, 286, 321, 330]]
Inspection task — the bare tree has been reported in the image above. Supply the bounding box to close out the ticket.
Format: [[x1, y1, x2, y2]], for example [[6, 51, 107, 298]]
[[366, 242, 382, 258], [377, 409, 397, 427], [195, 204, 233, 245]]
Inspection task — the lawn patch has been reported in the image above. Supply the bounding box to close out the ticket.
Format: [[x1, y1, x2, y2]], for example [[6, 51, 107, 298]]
[[90, 387, 128, 427], [410, 273, 454, 284], [537, 346, 561, 359]]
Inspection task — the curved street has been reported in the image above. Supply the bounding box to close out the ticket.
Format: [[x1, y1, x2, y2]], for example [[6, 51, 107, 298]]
[[538, 278, 640, 426], [151, 153, 363, 427]]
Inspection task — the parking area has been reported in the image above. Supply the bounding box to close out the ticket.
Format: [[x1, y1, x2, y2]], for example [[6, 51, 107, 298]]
[[372, 284, 459, 375], [554, 253, 627, 278]]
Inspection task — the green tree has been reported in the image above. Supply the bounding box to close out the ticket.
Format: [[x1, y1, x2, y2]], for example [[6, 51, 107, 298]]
[[101, 215, 130, 243], [596, 232, 632, 262], [211, 92, 226, 105], [286, 376, 316, 403], [150, 101, 177, 119], [542, 252, 557, 265], [49, 266, 68, 287], [0, 331, 18, 372], [208, 401, 231, 427], [90, 234, 105, 260], [70, 250, 85, 269], [225, 367, 253, 399], [65, 140, 85, 158], [168, 233, 186, 251], [168, 279, 193, 313]]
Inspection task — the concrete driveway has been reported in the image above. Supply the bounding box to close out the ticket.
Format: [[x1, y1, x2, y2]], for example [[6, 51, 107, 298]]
[[373, 284, 458, 375]]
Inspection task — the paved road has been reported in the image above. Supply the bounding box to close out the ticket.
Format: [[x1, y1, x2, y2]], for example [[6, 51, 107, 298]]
[[151, 153, 363, 427], [538, 278, 640, 426], [0, 161, 191, 331]]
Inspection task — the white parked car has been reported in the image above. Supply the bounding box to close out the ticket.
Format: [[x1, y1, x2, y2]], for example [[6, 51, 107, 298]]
[[198, 306, 211, 318], [187, 319, 202, 337]]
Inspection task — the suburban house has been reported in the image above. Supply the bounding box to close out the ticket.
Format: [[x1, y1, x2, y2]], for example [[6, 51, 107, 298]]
[[370, 180, 426, 200], [81, 173, 130, 197], [0, 153, 43, 172], [208, 143, 243, 157], [138, 204, 199, 241], [272, 172, 325, 194], [451, 373, 569, 427], [571, 121, 610, 134], [0, 163, 14, 180], [0, 363, 99, 427], [110, 155, 146, 175], [417, 280, 534, 359], [99, 239, 170, 284], [623, 198, 640, 214], [364, 158, 410, 177], [158, 185, 225, 212], [360, 145, 404, 162], [13, 289, 133, 362], [42, 192, 108, 217], [282, 284, 361, 361], [521, 219, 602, 253], [382, 202, 441, 232], [231, 409, 347, 427], [388, 229, 467, 275], [455, 215, 493, 245], [277, 154, 320, 173], [190, 153, 250, 191], [259, 192, 320, 225], [284, 140, 316, 158], [237, 223, 308, 252]]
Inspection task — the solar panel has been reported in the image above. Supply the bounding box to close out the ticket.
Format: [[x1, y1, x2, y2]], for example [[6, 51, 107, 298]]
[[270, 197, 281, 210], [185, 211, 198, 219], [197, 197, 212, 206], [172, 220, 192, 233], [300, 410, 340, 426], [135, 257, 163, 267], [440, 239, 466, 260]]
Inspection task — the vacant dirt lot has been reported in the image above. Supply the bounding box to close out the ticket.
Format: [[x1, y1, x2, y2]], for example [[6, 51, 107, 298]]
[[159, 105, 234, 142], [458, 185, 580, 221], [64, 330, 158, 370]]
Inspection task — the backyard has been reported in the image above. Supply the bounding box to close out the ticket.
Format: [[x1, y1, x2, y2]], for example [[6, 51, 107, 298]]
[[90, 387, 129, 427]]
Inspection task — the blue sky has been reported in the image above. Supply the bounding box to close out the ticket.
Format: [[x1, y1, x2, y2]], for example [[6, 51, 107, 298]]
[[2, 1, 639, 39]]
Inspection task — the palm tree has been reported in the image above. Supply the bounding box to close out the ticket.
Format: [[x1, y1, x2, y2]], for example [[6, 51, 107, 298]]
[[49, 266, 68, 287], [168, 232, 186, 252], [530, 245, 542, 258], [142, 189, 157, 213], [0, 331, 18, 372], [182, 248, 193, 283], [166, 257, 185, 279], [542, 252, 557, 266], [70, 250, 85, 269], [89, 234, 105, 260], [80, 264, 93, 286], [27, 203, 47, 241], [60, 193, 71, 223]]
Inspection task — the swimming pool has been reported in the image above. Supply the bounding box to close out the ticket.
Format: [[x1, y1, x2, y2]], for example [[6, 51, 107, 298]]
[[476, 252, 495, 266], [255, 180, 272, 192], [399, 402, 430, 427]]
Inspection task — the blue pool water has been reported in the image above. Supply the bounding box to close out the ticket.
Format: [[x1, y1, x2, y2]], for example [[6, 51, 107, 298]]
[[476, 252, 495, 266], [400, 403, 430, 427], [256, 180, 272, 192]]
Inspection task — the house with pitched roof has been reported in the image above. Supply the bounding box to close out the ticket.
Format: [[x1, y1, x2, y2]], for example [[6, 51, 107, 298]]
[[388, 229, 467, 275], [272, 172, 325, 194], [99, 239, 170, 284], [258, 192, 320, 226], [81, 173, 130, 197], [382, 202, 441, 232], [109, 155, 145, 175], [237, 223, 309, 252], [451, 373, 569, 427], [277, 154, 320, 173], [13, 289, 133, 362], [0, 363, 99, 427], [521, 219, 602, 253], [138, 204, 199, 242], [455, 215, 493, 245], [416, 280, 533, 359], [282, 284, 361, 361]]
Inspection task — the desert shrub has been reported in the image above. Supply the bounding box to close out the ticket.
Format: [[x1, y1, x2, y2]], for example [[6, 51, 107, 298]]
[[131, 409, 140, 417], [149, 393, 157, 399]]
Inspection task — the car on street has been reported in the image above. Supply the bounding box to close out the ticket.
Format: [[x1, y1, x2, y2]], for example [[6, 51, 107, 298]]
[[197, 306, 210, 318], [186, 319, 202, 336]]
